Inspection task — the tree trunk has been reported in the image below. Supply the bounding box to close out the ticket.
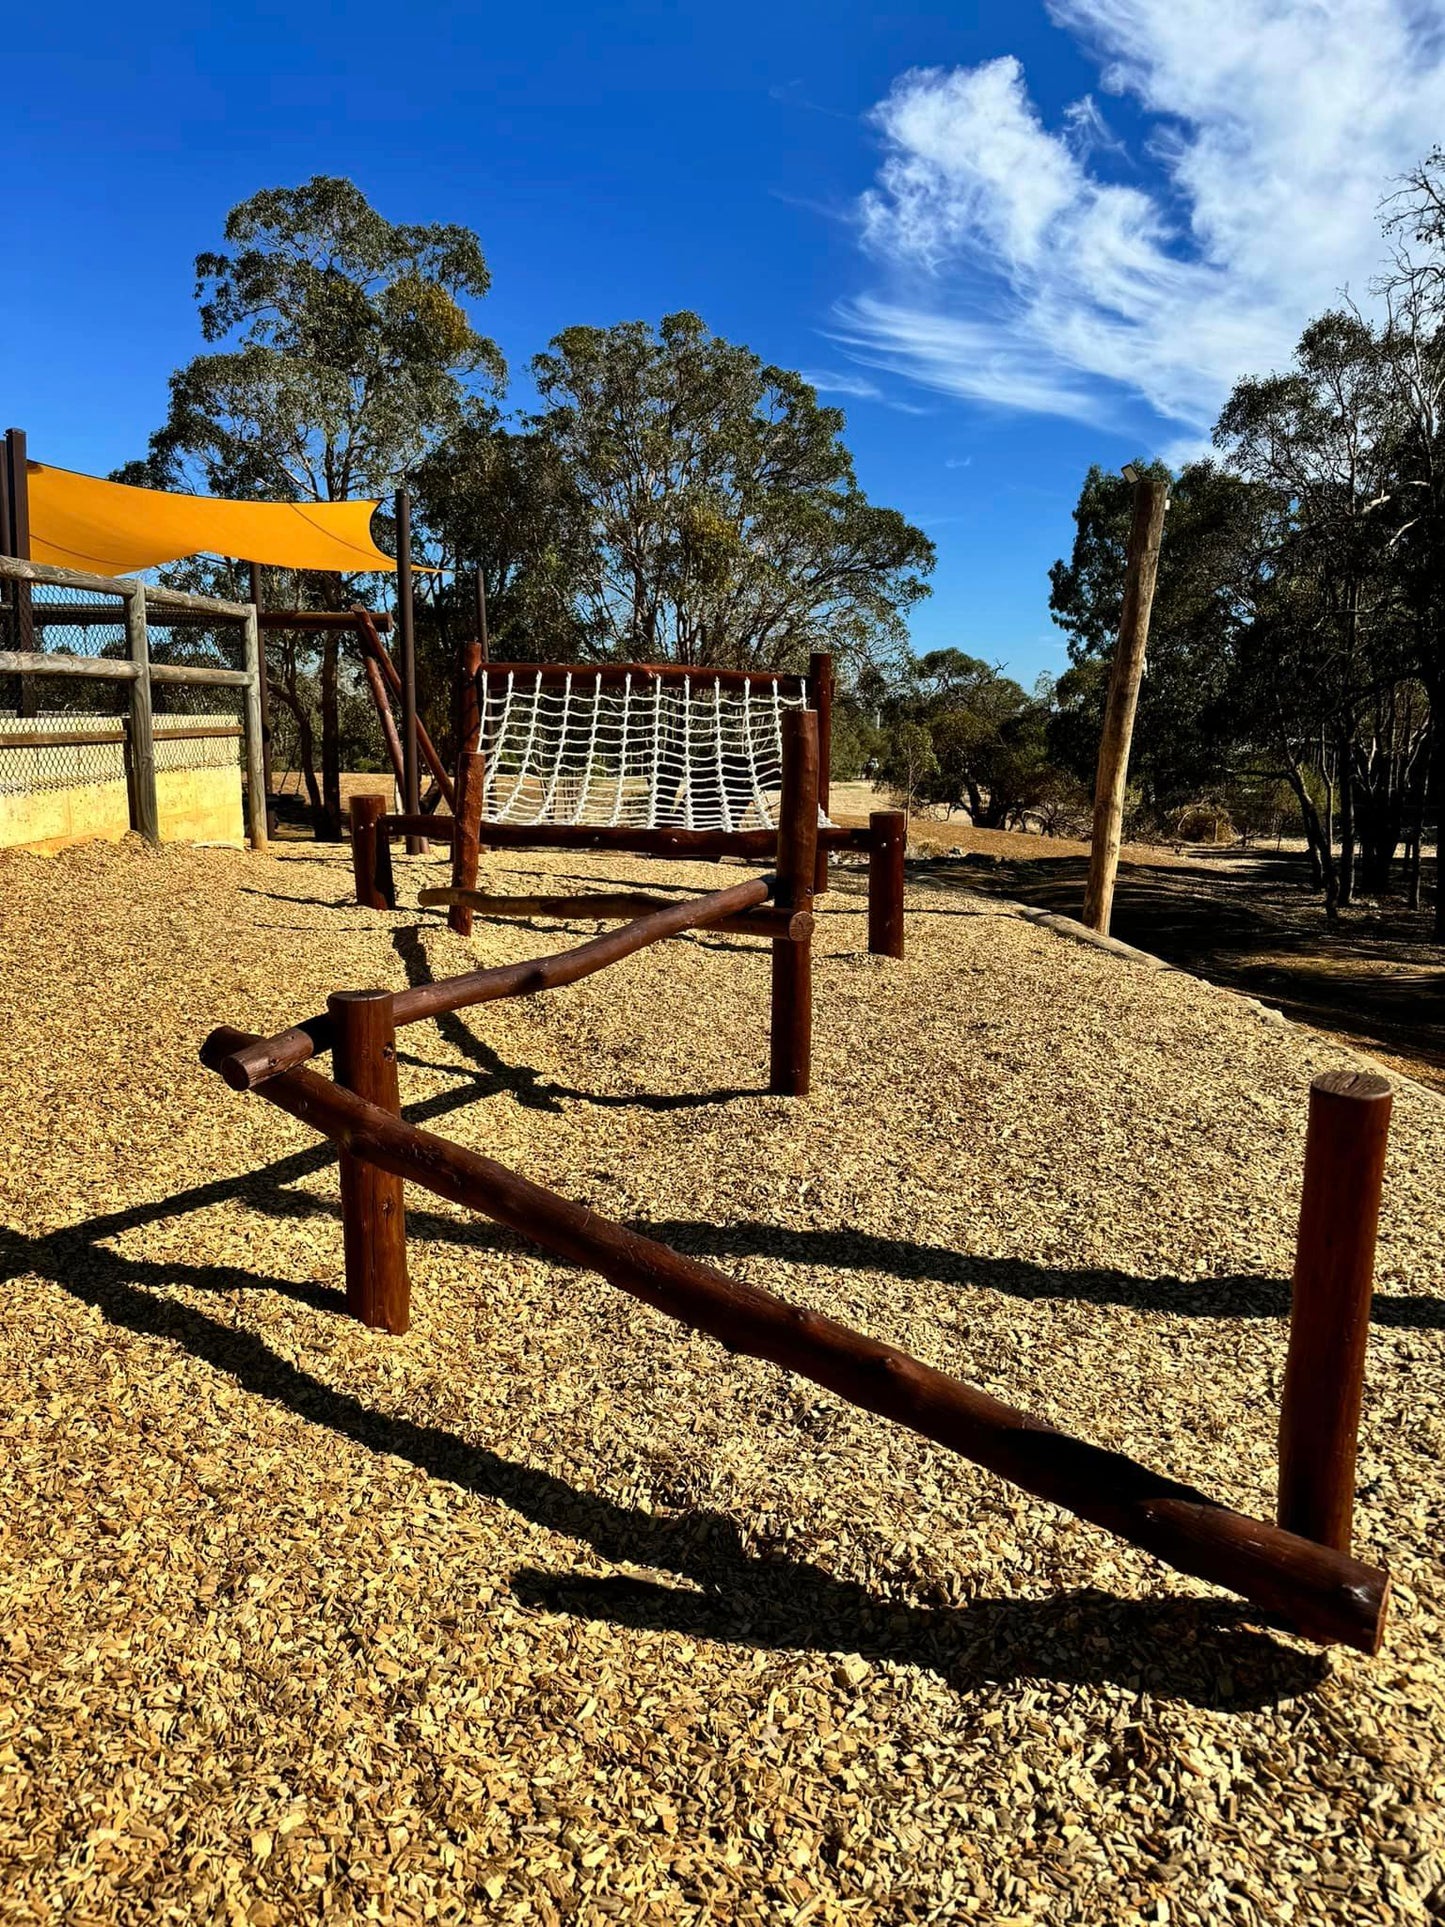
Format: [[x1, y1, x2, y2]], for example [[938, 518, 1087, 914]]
[[318, 630, 342, 840], [274, 669, 322, 821], [1336, 732, 1355, 907]]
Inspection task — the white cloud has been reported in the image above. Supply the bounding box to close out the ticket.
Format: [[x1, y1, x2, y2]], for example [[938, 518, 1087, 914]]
[[799, 368, 884, 399], [842, 1, 1445, 438]]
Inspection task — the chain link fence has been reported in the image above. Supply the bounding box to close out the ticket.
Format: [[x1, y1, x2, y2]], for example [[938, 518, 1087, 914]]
[[0, 558, 265, 850]]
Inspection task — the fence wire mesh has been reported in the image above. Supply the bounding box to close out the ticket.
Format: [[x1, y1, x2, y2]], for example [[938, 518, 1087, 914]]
[[1, 575, 247, 802]]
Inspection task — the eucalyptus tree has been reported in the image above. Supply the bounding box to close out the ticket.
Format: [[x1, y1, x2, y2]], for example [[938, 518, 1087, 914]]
[[528, 312, 934, 671], [1217, 312, 1418, 902], [123, 176, 505, 833]]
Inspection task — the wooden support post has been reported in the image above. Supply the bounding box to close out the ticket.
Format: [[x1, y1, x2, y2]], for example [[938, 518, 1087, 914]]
[[867, 810, 906, 959], [1082, 473, 1169, 935], [327, 990, 410, 1334], [247, 562, 277, 836], [396, 488, 426, 855], [456, 637, 483, 756], [770, 709, 819, 1097], [241, 599, 268, 852], [809, 651, 833, 895], [447, 749, 486, 936], [474, 569, 489, 662], [350, 793, 395, 911], [1278, 1070, 1393, 1552], [122, 585, 160, 846]]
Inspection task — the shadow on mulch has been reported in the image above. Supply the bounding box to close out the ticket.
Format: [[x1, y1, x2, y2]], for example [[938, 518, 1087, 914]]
[[2, 1198, 1326, 1710]]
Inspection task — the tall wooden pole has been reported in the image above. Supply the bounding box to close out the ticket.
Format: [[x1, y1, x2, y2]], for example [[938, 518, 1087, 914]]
[[396, 488, 425, 856], [240, 600, 269, 851], [122, 584, 160, 846], [4, 428, 35, 714], [1082, 474, 1169, 935], [769, 709, 819, 1097], [808, 651, 833, 895], [246, 561, 277, 835], [1278, 1070, 1393, 1552], [474, 568, 489, 663]]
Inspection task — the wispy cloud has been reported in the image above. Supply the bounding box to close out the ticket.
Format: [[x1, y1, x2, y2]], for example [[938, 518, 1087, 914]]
[[800, 368, 884, 399], [840, 1, 1445, 437]]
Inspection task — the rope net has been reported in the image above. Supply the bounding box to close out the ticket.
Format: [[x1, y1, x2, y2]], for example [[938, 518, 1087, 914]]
[[476, 669, 830, 831]]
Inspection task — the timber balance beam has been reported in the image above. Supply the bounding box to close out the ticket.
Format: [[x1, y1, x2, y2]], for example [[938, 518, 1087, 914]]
[[212, 872, 780, 1092], [196, 1026, 1391, 1655]]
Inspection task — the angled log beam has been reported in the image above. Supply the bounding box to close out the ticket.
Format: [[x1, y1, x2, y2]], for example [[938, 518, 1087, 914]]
[[196, 1035, 1391, 1656]]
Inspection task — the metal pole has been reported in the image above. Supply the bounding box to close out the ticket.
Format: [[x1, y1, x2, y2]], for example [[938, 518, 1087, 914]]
[[475, 568, 489, 663], [123, 585, 160, 845], [241, 601, 269, 851], [396, 488, 424, 855]]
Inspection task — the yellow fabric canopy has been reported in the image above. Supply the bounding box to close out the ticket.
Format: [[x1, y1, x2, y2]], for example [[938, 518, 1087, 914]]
[[26, 461, 397, 577]]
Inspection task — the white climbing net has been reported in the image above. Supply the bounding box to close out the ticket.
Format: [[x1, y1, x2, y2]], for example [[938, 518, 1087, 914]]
[[475, 668, 830, 831]]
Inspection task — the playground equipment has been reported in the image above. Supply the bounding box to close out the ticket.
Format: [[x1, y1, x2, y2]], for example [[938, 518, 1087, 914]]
[[347, 644, 908, 1096], [201, 924, 1394, 1649], [202, 712, 1396, 1657]]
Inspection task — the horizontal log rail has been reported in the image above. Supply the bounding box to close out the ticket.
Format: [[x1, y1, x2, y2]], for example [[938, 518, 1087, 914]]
[[417, 884, 812, 941], [474, 659, 810, 692], [21, 605, 394, 633], [148, 663, 253, 688], [0, 553, 249, 617], [195, 1033, 1389, 1655], [0, 722, 242, 750], [379, 814, 872, 856], [0, 649, 139, 681], [210, 874, 776, 1091]]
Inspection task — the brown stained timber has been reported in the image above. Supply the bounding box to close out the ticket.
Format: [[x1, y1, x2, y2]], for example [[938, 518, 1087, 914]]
[[808, 651, 834, 894], [195, 1034, 1391, 1654], [769, 710, 819, 1098], [457, 638, 483, 756], [868, 811, 907, 959], [478, 659, 808, 693], [379, 816, 872, 858], [352, 609, 456, 812], [350, 794, 394, 912], [1278, 1070, 1394, 1552], [447, 750, 486, 937], [208, 874, 775, 1091], [328, 991, 411, 1333], [360, 647, 408, 800], [418, 886, 813, 941]]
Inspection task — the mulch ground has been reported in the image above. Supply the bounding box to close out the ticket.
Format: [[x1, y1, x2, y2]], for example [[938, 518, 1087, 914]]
[[0, 834, 1442, 1925]]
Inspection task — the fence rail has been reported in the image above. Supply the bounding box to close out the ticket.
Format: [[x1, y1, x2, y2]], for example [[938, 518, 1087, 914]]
[[0, 555, 266, 850]]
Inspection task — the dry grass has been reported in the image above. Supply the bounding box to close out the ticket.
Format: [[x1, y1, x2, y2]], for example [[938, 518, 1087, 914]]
[[0, 833, 1443, 1924]]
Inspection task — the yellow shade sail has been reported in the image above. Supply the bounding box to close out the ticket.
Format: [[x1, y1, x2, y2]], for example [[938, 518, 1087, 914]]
[[26, 461, 397, 577]]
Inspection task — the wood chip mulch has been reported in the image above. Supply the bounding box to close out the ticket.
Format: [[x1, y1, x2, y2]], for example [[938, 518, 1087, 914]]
[[0, 834, 1442, 1925]]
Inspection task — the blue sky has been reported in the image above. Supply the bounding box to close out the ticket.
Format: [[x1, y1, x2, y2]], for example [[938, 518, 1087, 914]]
[[7, 0, 1443, 683]]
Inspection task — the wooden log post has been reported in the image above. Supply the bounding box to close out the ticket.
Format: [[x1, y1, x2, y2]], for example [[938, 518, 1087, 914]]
[[246, 562, 277, 836], [457, 637, 483, 755], [808, 650, 833, 895], [240, 598, 269, 852], [770, 709, 819, 1097], [867, 810, 906, 959], [1278, 1070, 1393, 1552], [395, 488, 426, 856], [327, 991, 411, 1334], [1082, 472, 1169, 935], [122, 584, 160, 846], [350, 793, 395, 911], [447, 749, 487, 937]]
